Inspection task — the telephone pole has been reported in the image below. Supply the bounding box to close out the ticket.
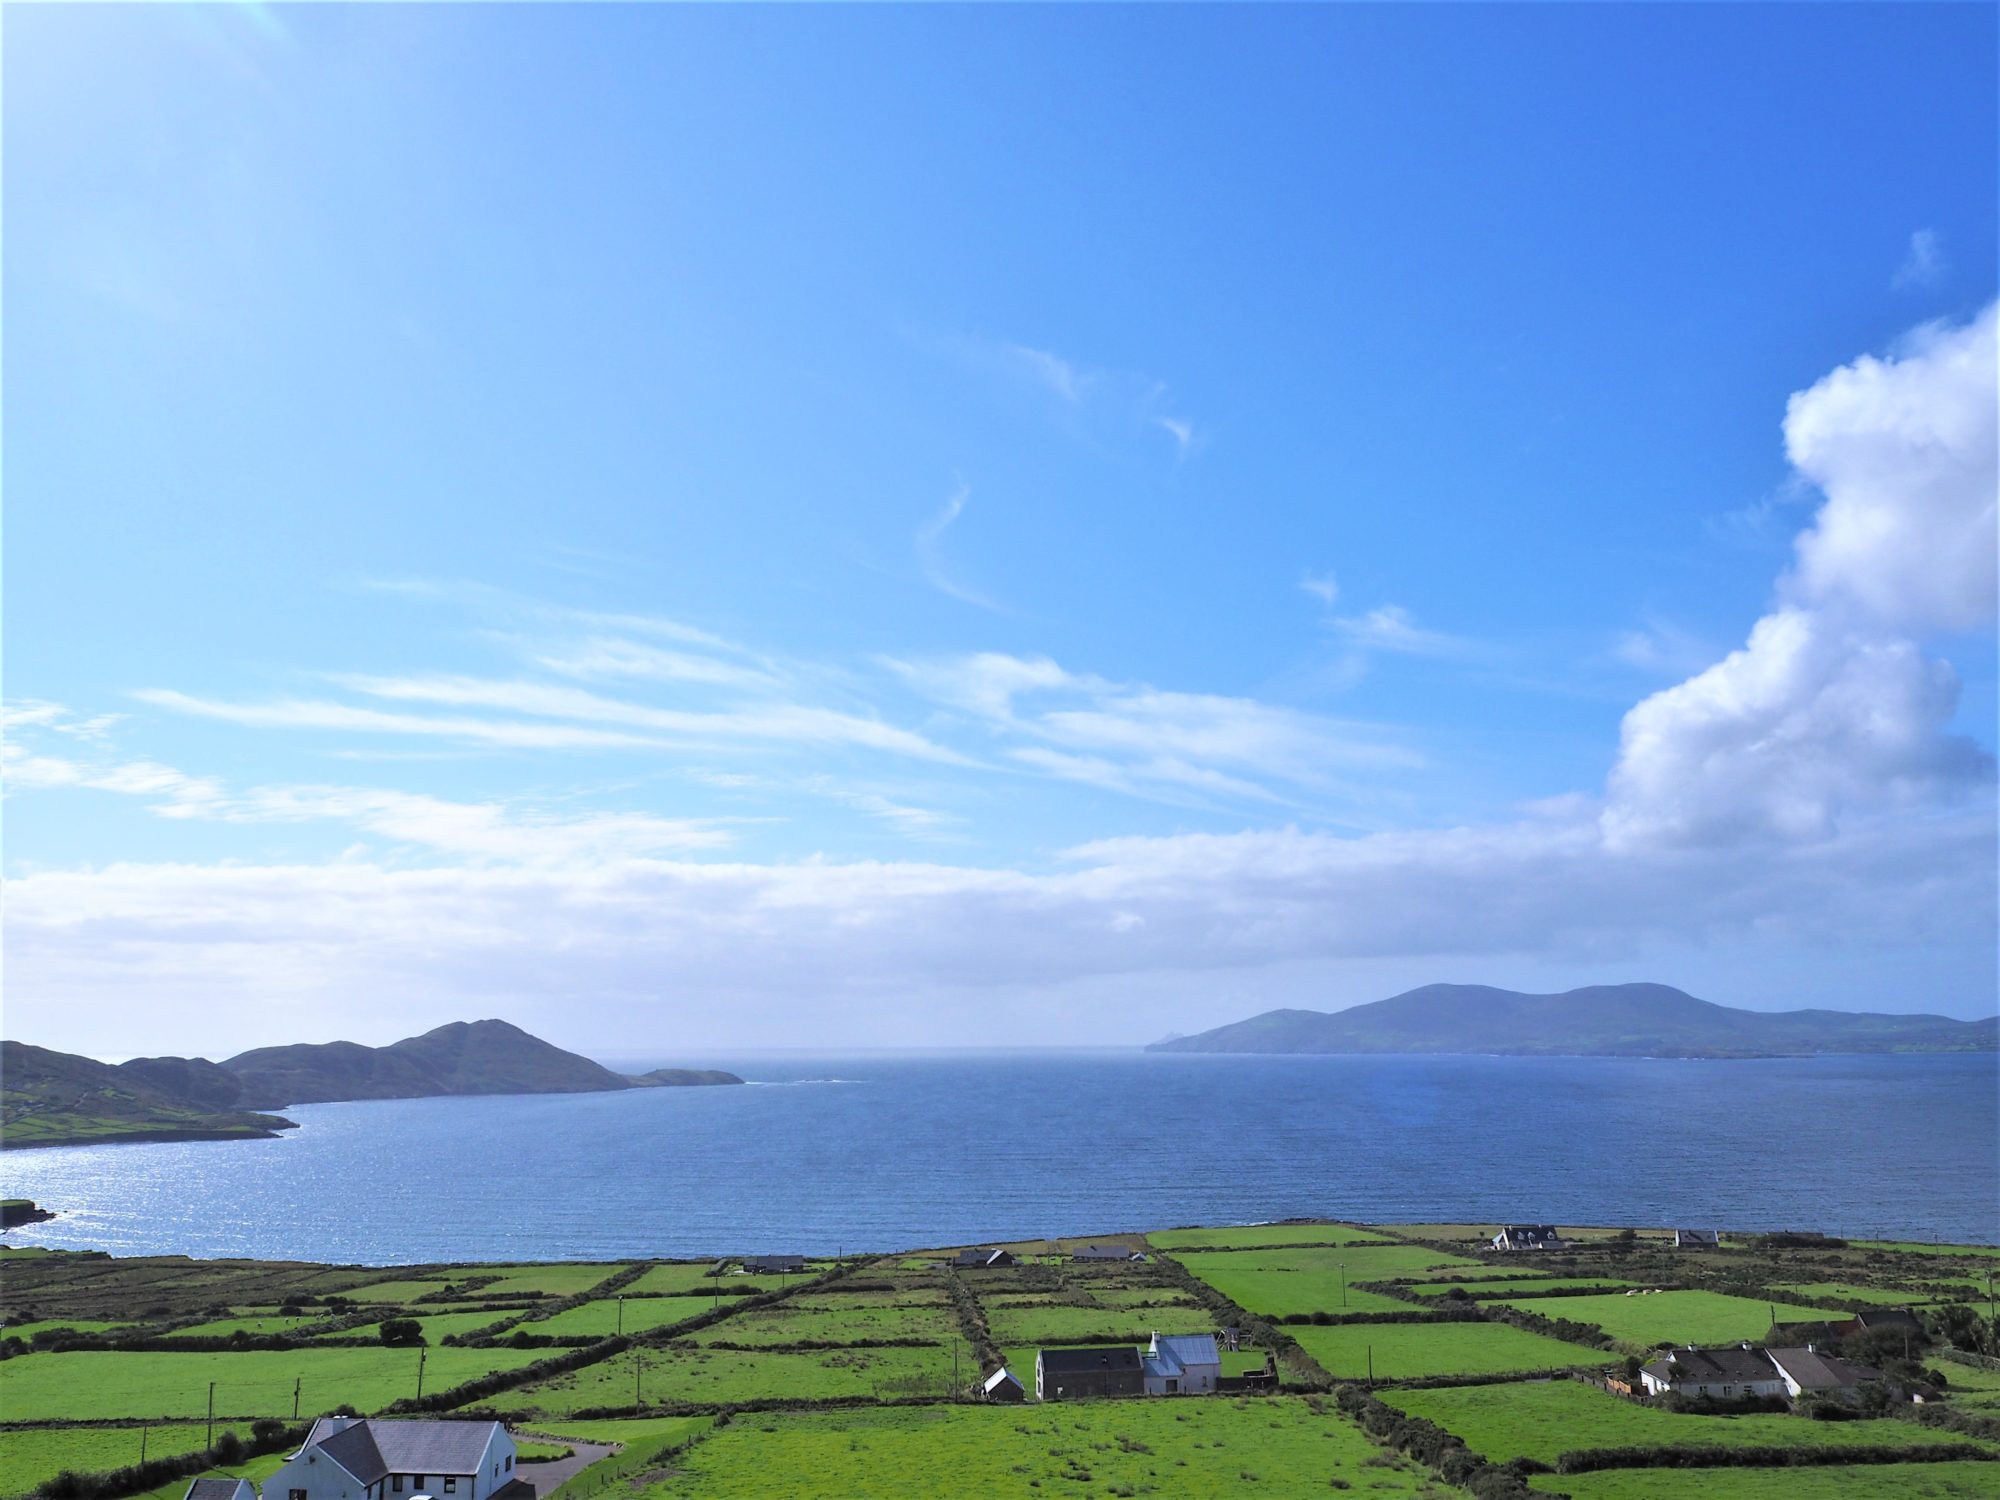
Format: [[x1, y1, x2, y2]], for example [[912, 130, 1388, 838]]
[[633, 1349, 642, 1412], [140, 1428, 148, 1466], [617, 1296, 624, 1337], [416, 1348, 426, 1400], [206, 1383, 216, 1448], [293, 1376, 302, 1421], [1340, 1263, 1347, 1309]]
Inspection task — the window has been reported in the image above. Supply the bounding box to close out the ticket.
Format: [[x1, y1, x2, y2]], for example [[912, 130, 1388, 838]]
[[392, 1480, 403, 1493], [290, 1490, 308, 1500], [504, 1459, 512, 1473], [1723, 1386, 1733, 1396], [444, 1481, 456, 1493]]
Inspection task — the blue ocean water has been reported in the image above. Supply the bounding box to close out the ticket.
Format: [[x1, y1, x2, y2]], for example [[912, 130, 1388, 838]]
[[2, 1050, 1994, 1264]]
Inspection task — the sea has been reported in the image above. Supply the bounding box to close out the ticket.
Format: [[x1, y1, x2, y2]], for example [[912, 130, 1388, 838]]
[[3, 1051, 1995, 1264]]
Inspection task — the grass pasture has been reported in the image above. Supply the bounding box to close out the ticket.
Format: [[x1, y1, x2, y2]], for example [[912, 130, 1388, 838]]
[[630, 1396, 1442, 1498], [0, 1424, 254, 1497], [1289, 1320, 1606, 1380], [454, 1264, 630, 1298], [528, 1296, 738, 1339], [1171, 1245, 1460, 1315], [513, 1342, 964, 1412], [325, 1308, 526, 1343], [515, 1415, 717, 1449], [1528, 1463, 2000, 1498], [620, 1264, 737, 1296], [0, 1345, 547, 1419], [984, 1302, 1202, 1348], [1404, 1277, 1638, 1299], [1776, 1282, 1940, 1307], [1481, 1290, 1824, 1348], [685, 1297, 958, 1348], [1384, 1379, 1972, 1466], [1145, 1222, 1390, 1250]]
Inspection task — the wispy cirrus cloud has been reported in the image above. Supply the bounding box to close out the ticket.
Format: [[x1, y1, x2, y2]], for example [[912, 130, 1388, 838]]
[[1892, 228, 1944, 291], [914, 479, 1004, 611]]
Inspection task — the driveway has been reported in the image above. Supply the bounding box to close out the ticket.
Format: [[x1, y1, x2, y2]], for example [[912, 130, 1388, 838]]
[[513, 1438, 618, 1495]]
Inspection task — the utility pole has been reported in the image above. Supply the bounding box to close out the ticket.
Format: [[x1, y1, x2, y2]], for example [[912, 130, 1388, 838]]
[[206, 1383, 216, 1449], [1988, 1273, 1995, 1326], [140, 1428, 148, 1466], [1340, 1263, 1347, 1310], [617, 1296, 624, 1337], [1366, 1345, 1373, 1389], [416, 1348, 426, 1401], [294, 1376, 301, 1421], [633, 1349, 642, 1412]]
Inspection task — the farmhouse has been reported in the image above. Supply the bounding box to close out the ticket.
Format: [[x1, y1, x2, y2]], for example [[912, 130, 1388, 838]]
[[980, 1366, 1026, 1402], [743, 1255, 806, 1275], [1141, 1332, 1221, 1395], [261, 1419, 524, 1500], [1673, 1229, 1720, 1248], [1070, 1244, 1144, 1263], [951, 1248, 1017, 1268], [1490, 1225, 1567, 1252], [184, 1481, 255, 1500], [1035, 1345, 1145, 1400], [1639, 1344, 1790, 1400], [1767, 1346, 1883, 1401]]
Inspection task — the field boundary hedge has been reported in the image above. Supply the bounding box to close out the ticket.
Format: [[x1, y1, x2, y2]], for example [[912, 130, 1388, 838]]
[[1554, 1441, 1996, 1474]]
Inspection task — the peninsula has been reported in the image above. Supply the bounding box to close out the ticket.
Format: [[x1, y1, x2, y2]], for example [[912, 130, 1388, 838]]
[[1150, 982, 2000, 1059], [1, 1019, 743, 1150]]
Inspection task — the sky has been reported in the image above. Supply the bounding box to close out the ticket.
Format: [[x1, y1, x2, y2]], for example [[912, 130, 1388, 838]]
[[4, 4, 1996, 1059]]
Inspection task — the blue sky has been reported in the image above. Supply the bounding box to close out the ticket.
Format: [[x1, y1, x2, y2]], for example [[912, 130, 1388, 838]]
[[5, 4, 1996, 1056]]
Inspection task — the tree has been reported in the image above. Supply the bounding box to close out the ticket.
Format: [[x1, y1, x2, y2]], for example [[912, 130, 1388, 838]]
[[379, 1318, 424, 1347]]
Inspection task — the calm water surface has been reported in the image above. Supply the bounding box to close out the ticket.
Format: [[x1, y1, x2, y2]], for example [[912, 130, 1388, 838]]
[[3, 1051, 1994, 1263]]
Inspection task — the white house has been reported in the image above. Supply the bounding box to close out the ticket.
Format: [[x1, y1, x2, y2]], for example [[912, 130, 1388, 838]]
[[1490, 1225, 1567, 1252], [1766, 1346, 1882, 1401], [980, 1366, 1026, 1402], [1141, 1332, 1221, 1395], [1673, 1229, 1721, 1249], [1638, 1345, 1789, 1401], [261, 1419, 522, 1500]]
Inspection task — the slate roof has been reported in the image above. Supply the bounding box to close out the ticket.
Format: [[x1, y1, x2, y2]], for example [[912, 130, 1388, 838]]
[[1038, 1345, 1144, 1376], [1071, 1244, 1137, 1261], [952, 1248, 1014, 1267], [1768, 1346, 1881, 1392], [1849, 1309, 1922, 1332], [1641, 1344, 1780, 1386], [1494, 1224, 1564, 1247], [744, 1255, 805, 1274], [184, 1480, 251, 1500], [982, 1366, 1023, 1393], [1674, 1229, 1720, 1246], [1151, 1333, 1221, 1368], [308, 1420, 501, 1482]]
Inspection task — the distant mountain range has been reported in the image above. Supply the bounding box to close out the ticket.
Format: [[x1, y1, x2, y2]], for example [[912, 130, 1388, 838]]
[[2, 1019, 742, 1150], [1147, 983, 2000, 1059]]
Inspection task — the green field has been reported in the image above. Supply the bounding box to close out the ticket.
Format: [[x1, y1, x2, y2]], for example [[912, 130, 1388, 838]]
[[1386, 1379, 1971, 1465], [517, 1415, 718, 1448], [686, 1297, 959, 1347], [340, 1277, 459, 1302], [457, 1264, 631, 1298], [629, 1396, 1440, 1498], [0, 1424, 256, 1496], [1850, 1242, 2000, 1259], [326, 1308, 527, 1342], [984, 1302, 1202, 1347], [1776, 1283, 1939, 1307], [1173, 1244, 1463, 1316], [1482, 1290, 1824, 1347], [0, 1318, 137, 1340], [513, 1343, 964, 1412], [172, 1314, 327, 1338], [1145, 1222, 1391, 1250], [528, 1296, 737, 1339], [1528, 1462, 2000, 1498], [129, 1455, 290, 1500], [0, 1345, 547, 1419], [620, 1264, 738, 1296], [1289, 1320, 1607, 1380]]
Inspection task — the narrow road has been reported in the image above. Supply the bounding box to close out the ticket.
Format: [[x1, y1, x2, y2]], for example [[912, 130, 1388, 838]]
[[514, 1439, 618, 1495]]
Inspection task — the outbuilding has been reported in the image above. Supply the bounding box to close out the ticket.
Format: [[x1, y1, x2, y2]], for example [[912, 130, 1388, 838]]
[[1035, 1345, 1144, 1400]]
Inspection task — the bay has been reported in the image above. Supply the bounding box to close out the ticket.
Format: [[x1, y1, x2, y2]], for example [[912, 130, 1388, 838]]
[[2, 1050, 1994, 1264]]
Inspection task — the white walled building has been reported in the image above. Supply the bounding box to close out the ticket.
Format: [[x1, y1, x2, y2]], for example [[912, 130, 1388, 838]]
[[261, 1419, 522, 1500]]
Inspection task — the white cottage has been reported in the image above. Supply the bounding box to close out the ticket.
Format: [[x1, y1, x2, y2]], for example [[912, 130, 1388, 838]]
[[261, 1419, 523, 1500], [1638, 1345, 1789, 1401], [1141, 1332, 1221, 1395]]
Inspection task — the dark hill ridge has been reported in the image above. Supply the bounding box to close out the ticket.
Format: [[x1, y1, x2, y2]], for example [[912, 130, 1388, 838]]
[[3, 1020, 744, 1149], [1147, 982, 2000, 1059]]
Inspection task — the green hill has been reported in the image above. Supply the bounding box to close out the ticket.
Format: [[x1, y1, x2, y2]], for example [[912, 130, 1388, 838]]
[[1148, 982, 2000, 1059], [0, 1041, 296, 1149]]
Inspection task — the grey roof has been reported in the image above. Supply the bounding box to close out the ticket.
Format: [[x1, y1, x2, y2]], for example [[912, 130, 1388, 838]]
[[1769, 1347, 1881, 1391], [1152, 1333, 1220, 1367], [185, 1481, 251, 1500], [1674, 1229, 1720, 1245], [952, 1247, 1013, 1266], [1641, 1345, 1778, 1386], [982, 1366, 1023, 1392], [1495, 1225, 1563, 1244], [1037, 1345, 1144, 1376], [745, 1255, 805, 1272], [311, 1420, 501, 1481], [1071, 1244, 1137, 1261], [1849, 1309, 1922, 1331]]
